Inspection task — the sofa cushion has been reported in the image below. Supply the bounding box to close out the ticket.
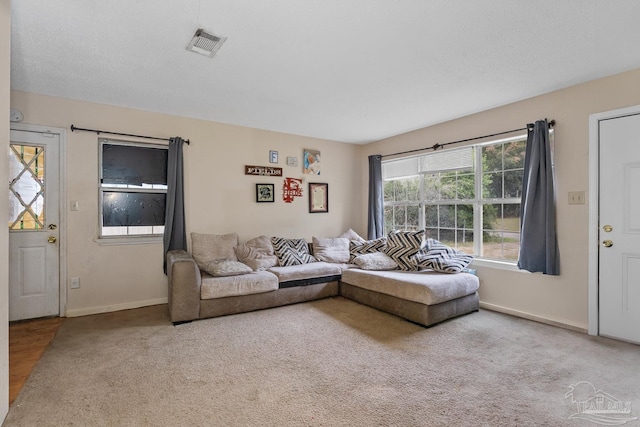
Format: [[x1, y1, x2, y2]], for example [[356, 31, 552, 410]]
[[268, 262, 341, 283], [339, 228, 366, 243], [191, 232, 239, 270], [353, 252, 398, 271], [384, 230, 425, 271], [201, 271, 279, 299], [412, 239, 474, 273], [349, 237, 387, 263], [312, 237, 350, 263], [201, 259, 253, 277], [235, 235, 278, 271], [341, 268, 479, 306], [272, 237, 317, 266]]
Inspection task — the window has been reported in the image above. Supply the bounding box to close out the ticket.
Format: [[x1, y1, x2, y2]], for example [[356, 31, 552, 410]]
[[9, 144, 45, 230], [383, 135, 528, 262], [99, 139, 168, 238]]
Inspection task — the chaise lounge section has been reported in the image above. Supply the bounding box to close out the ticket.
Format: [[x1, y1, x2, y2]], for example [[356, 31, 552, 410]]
[[340, 269, 479, 327]]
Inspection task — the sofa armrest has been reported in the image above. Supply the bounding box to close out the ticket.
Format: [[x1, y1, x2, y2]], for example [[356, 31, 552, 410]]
[[167, 250, 201, 323]]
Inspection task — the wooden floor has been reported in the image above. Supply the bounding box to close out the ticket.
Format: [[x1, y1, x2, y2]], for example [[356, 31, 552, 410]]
[[9, 317, 65, 405]]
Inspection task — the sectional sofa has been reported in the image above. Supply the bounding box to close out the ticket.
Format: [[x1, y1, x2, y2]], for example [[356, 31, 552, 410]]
[[167, 231, 480, 327]]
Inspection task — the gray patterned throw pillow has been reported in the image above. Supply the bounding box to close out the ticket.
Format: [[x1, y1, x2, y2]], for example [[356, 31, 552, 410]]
[[271, 237, 317, 267]]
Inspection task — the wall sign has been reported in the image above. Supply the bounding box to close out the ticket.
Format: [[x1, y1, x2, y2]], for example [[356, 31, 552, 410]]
[[282, 177, 303, 203], [245, 165, 283, 176]]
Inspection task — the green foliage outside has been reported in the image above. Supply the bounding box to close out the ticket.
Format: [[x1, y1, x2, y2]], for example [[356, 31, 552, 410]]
[[382, 139, 526, 260]]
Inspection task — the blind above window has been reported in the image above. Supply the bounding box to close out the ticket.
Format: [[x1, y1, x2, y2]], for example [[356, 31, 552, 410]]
[[383, 147, 474, 180]]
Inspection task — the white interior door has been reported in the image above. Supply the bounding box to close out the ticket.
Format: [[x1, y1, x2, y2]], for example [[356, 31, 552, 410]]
[[8, 129, 60, 321], [599, 113, 640, 344]]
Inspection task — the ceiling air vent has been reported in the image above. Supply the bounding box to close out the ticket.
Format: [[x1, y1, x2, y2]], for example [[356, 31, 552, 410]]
[[186, 29, 227, 58]]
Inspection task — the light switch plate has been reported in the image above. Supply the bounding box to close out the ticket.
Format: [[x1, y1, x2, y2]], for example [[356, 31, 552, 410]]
[[568, 191, 585, 205]]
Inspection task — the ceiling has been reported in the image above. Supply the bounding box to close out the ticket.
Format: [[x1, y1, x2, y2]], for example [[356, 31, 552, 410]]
[[10, 1, 640, 144]]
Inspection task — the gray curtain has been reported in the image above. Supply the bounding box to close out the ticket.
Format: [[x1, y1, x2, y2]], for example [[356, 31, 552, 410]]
[[368, 154, 384, 239], [518, 120, 559, 275], [163, 137, 187, 274]]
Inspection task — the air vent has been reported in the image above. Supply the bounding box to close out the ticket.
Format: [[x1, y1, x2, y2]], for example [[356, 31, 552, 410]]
[[186, 29, 227, 58]]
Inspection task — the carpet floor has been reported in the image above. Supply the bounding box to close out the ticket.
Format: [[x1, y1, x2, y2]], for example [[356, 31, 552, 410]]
[[4, 297, 640, 426]]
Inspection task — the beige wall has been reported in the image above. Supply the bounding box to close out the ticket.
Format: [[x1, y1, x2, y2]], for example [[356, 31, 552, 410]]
[[10, 91, 361, 316], [1, 0, 10, 419], [360, 67, 640, 330]]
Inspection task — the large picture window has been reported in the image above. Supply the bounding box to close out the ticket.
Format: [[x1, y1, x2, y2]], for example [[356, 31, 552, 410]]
[[383, 135, 528, 262], [99, 139, 168, 238]]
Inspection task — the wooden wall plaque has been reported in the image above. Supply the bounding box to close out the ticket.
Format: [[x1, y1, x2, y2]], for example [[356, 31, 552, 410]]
[[245, 165, 283, 176]]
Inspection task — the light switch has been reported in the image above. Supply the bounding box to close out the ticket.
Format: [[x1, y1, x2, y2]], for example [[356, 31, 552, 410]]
[[70, 200, 79, 211]]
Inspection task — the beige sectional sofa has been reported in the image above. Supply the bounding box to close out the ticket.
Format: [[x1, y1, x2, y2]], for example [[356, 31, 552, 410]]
[[167, 231, 480, 327]]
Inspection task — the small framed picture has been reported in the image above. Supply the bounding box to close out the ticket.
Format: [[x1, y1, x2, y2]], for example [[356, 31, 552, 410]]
[[309, 183, 328, 213], [286, 156, 298, 167], [303, 149, 320, 175], [269, 150, 279, 164], [256, 183, 275, 203]]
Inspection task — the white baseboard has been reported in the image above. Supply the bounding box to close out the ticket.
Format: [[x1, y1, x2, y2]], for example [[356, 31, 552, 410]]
[[479, 301, 588, 333], [64, 297, 168, 318]]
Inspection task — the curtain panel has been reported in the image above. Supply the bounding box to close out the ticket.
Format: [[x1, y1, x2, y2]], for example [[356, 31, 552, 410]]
[[163, 137, 187, 273], [518, 120, 560, 275], [368, 154, 384, 240]]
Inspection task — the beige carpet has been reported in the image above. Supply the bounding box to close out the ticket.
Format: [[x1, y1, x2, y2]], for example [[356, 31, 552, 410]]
[[4, 297, 640, 426]]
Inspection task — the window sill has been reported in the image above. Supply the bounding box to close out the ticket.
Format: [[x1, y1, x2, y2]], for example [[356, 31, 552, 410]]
[[95, 236, 163, 246], [470, 258, 526, 273]]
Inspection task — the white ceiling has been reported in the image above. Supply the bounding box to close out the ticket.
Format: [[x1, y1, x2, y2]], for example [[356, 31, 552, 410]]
[[10, 1, 640, 144]]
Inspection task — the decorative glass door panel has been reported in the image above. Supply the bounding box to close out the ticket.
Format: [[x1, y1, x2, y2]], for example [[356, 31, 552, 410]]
[[9, 144, 45, 230]]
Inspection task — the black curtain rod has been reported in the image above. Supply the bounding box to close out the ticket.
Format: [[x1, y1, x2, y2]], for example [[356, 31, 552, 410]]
[[381, 119, 555, 158], [70, 124, 190, 145]]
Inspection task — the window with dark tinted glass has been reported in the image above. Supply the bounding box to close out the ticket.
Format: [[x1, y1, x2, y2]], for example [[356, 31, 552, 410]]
[[99, 139, 168, 237]]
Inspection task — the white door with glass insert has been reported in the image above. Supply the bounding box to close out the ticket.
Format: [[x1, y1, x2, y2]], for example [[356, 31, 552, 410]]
[[599, 113, 640, 344], [8, 129, 60, 321]]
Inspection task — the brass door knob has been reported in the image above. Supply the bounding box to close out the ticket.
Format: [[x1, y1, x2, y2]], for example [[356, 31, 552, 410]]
[[602, 240, 613, 248], [603, 225, 612, 232], [47, 236, 57, 244]]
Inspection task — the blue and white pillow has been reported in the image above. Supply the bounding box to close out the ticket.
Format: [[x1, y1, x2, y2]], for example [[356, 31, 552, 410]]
[[412, 238, 473, 273]]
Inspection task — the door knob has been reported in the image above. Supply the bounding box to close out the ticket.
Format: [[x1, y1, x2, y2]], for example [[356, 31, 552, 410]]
[[48, 236, 57, 244], [603, 225, 612, 232], [602, 239, 613, 248]]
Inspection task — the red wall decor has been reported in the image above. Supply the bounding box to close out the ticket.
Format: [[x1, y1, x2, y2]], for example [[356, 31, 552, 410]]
[[282, 177, 303, 203]]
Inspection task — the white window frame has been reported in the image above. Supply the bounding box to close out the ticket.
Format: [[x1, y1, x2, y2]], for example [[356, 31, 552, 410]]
[[382, 133, 529, 265], [97, 138, 168, 244]]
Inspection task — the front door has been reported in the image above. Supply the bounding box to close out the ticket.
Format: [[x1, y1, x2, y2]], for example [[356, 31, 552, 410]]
[[8, 129, 60, 321], [599, 112, 640, 344]]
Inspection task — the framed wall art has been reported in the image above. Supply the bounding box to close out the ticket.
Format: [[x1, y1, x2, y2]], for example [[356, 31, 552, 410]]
[[256, 183, 275, 203], [269, 150, 279, 164], [309, 183, 328, 213], [303, 149, 320, 175]]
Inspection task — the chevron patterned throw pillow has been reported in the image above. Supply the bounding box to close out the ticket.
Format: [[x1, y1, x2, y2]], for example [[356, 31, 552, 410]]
[[349, 237, 387, 263], [384, 230, 425, 271], [271, 237, 317, 267], [412, 238, 473, 273]]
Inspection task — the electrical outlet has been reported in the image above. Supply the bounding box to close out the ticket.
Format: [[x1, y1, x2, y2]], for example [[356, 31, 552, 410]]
[[70, 277, 80, 289], [568, 191, 585, 205]]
